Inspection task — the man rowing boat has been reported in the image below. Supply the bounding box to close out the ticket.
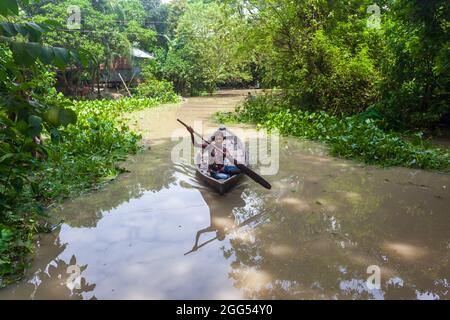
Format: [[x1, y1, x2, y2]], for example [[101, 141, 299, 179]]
[[186, 125, 240, 180], [178, 118, 271, 191]]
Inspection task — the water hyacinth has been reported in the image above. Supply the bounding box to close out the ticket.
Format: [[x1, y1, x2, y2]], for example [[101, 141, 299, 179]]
[[217, 95, 450, 172]]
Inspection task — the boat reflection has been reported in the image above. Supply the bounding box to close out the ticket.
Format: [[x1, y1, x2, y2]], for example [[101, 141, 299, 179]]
[[186, 187, 268, 255]]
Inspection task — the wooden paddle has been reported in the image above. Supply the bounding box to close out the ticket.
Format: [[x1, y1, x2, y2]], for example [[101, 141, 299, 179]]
[[184, 209, 269, 255], [177, 119, 272, 190], [184, 236, 218, 256]]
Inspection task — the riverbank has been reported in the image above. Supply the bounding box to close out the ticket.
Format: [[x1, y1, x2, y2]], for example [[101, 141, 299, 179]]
[[216, 93, 450, 173], [0, 95, 178, 287]]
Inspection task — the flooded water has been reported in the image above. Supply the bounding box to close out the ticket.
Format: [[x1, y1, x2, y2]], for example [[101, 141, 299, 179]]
[[1, 90, 449, 300]]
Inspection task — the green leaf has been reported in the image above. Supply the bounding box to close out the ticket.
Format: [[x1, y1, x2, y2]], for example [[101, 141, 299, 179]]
[[77, 50, 91, 67], [52, 47, 70, 69], [37, 45, 54, 64], [58, 108, 77, 126], [13, 23, 27, 36], [28, 99, 47, 112], [10, 41, 36, 66], [0, 153, 14, 164], [28, 115, 42, 128], [50, 128, 62, 144], [41, 19, 62, 29], [24, 22, 44, 42], [26, 124, 42, 137], [0, 22, 18, 37], [26, 115, 43, 137], [1, 229, 14, 241], [43, 106, 60, 126], [25, 42, 44, 60], [15, 120, 28, 134], [0, 0, 19, 17], [69, 50, 80, 65]]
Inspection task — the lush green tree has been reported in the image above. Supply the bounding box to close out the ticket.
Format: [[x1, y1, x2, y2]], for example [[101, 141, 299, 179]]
[[227, 0, 448, 126], [0, 0, 83, 280], [165, 0, 189, 38], [226, 0, 385, 113], [140, 0, 170, 46], [22, 0, 156, 95], [377, 0, 449, 129], [159, 0, 253, 95]]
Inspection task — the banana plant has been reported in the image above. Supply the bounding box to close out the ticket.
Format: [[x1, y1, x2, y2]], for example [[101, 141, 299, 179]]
[[0, 0, 90, 205]]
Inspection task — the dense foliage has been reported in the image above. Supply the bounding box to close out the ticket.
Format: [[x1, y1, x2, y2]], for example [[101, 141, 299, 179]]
[[19, 0, 157, 95], [222, 0, 449, 129], [1, 0, 82, 284], [217, 94, 450, 171], [233, 0, 385, 113], [151, 0, 253, 95], [0, 0, 177, 285], [376, 0, 449, 129], [5, 0, 446, 124], [134, 64, 180, 103]]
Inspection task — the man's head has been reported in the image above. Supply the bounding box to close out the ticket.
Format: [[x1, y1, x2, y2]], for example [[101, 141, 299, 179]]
[[216, 229, 226, 241], [215, 131, 224, 143]]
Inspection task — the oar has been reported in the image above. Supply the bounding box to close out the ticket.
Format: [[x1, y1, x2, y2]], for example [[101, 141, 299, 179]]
[[177, 119, 272, 190], [184, 210, 269, 255], [184, 236, 218, 256]]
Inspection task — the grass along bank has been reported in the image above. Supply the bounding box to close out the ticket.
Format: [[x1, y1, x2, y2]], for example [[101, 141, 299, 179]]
[[0, 92, 179, 287], [216, 94, 450, 172]]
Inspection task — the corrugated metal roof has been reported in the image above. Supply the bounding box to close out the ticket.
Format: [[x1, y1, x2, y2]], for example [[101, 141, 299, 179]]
[[131, 48, 154, 59]]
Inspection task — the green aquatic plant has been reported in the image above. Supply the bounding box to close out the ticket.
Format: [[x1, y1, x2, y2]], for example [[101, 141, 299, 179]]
[[135, 78, 180, 104], [217, 95, 450, 172]]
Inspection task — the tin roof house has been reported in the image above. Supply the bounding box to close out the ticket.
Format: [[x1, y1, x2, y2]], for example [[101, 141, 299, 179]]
[[100, 47, 155, 87]]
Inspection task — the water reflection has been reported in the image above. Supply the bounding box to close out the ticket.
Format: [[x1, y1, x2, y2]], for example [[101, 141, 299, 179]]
[[220, 139, 449, 299], [187, 188, 246, 254], [187, 188, 270, 255], [2, 231, 96, 299]]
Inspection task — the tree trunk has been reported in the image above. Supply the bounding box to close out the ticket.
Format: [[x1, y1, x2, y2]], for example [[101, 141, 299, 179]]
[[97, 65, 101, 99]]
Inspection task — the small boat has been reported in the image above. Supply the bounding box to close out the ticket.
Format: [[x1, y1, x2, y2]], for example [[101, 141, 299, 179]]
[[195, 126, 248, 195]]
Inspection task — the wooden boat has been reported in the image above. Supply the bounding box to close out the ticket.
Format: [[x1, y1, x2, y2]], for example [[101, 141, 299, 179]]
[[194, 127, 248, 195]]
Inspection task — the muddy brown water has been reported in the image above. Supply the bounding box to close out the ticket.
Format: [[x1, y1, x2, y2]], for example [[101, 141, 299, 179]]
[[1, 90, 449, 299]]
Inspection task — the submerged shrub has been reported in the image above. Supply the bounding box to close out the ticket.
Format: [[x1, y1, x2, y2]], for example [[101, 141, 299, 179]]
[[135, 78, 180, 104]]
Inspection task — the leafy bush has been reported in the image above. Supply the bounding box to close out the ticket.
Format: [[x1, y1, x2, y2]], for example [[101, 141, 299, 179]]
[[282, 30, 382, 114], [31, 93, 146, 201], [153, 1, 253, 96], [217, 94, 450, 171], [375, 0, 450, 129], [217, 92, 286, 124], [0, 2, 86, 285], [135, 78, 179, 103]]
